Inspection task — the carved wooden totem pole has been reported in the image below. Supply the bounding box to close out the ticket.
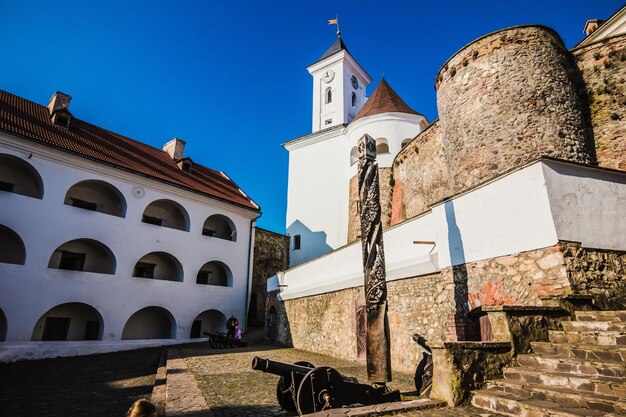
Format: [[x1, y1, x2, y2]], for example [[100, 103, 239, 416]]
[[357, 133, 392, 383]]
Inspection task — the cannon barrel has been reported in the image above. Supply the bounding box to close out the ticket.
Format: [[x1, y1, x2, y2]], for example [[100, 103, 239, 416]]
[[251, 356, 315, 378]]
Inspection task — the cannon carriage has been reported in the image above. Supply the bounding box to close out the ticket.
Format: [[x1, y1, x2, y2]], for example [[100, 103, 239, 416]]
[[204, 331, 247, 349], [251, 356, 400, 415]]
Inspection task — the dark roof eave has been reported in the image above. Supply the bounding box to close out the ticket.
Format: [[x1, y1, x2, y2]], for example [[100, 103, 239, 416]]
[[1, 128, 261, 214]]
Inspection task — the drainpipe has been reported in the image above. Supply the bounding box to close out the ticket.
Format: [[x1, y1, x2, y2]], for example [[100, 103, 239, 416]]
[[244, 211, 262, 332]]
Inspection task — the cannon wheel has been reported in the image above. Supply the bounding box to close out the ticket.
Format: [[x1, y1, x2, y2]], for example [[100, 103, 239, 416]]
[[275, 361, 314, 411], [295, 366, 343, 415]]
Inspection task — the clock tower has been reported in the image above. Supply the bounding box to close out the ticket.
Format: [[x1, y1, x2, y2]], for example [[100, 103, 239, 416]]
[[307, 38, 372, 133]]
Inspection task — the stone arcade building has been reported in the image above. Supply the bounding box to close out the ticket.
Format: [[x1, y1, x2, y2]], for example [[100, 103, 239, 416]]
[[269, 5, 626, 395], [0, 90, 260, 361]]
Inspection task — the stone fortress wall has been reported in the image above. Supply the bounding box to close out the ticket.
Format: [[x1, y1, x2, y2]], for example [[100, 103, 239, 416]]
[[388, 25, 624, 225], [279, 25, 626, 373]]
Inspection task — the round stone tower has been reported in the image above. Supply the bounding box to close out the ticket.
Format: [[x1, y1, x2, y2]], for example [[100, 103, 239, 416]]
[[436, 25, 593, 193]]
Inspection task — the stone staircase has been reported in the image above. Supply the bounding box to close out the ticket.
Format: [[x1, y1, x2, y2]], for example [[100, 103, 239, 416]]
[[471, 310, 626, 416]]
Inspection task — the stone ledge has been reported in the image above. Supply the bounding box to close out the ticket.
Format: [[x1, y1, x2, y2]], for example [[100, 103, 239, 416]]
[[305, 398, 445, 416], [468, 305, 568, 317], [440, 342, 512, 350]]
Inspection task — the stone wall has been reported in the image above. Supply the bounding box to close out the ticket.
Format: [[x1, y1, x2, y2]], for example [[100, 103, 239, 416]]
[[390, 121, 449, 225], [573, 35, 626, 170], [436, 25, 594, 194], [250, 228, 289, 326], [273, 243, 582, 373], [276, 272, 457, 374], [560, 241, 626, 310]]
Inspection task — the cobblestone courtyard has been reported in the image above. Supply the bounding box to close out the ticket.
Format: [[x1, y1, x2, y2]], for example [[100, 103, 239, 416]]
[[178, 344, 502, 417], [0, 343, 502, 417]]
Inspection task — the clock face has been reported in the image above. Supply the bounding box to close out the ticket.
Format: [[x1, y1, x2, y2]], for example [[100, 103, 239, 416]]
[[351, 75, 358, 89], [322, 70, 335, 83]]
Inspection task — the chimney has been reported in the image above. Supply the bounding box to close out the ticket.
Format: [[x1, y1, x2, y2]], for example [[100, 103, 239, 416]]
[[163, 137, 186, 160], [47, 92, 73, 128], [47, 91, 72, 116], [583, 19, 604, 36]]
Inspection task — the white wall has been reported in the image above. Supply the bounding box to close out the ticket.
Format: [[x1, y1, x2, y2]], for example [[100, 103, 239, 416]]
[[542, 161, 626, 250], [0, 134, 258, 356], [285, 131, 349, 266], [277, 161, 626, 300]]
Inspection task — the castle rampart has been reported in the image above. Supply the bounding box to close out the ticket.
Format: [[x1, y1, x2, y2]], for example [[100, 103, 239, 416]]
[[436, 25, 593, 193]]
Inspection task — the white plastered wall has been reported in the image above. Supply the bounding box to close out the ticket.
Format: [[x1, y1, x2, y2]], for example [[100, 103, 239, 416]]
[[0, 133, 258, 360], [276, 161, 626, 300]]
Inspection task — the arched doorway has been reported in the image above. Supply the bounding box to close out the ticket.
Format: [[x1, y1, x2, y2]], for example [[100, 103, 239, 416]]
[[190, 309, 226, 338], [122, 307, 175, 339], [31, 303, 103, 341], [267, 306, 278, 341]]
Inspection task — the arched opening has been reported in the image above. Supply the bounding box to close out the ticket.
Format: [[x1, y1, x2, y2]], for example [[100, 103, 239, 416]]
[[376, 138, 390, 154], [0, 309, 6, 341], [196, 261, 232, 287], [0, 153, 43, 199], [133, 252, 183, 282], [64, 180, 126, 217], [31, 302, 103, 341], [190, 309, 226, 338], [401, 138, 412, 148], [142, 199, 189, 231], [351, 92, 357, 108], [267, 306, 278, 340], [350, 146, 358, 166], [48, 239, 116, 274], [0, 224, 26, 265], [202, 215, 236, 241], [122, 306, 175, 340], [326, 88, 332, 104]]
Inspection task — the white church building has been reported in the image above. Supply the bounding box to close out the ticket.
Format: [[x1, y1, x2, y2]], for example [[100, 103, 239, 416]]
[[0, 90, 260, 361], [285, 38, 428, 266]]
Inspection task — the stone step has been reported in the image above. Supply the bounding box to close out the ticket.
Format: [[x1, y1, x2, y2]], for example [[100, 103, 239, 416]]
[[549, 330, 626, 345], [471, 389, 609, 417], [562, 320, 626, 332], [517, 354, 626, 377], [531, 341, 626, 363], [574, 311, 626, 322], [503, 367, 626, 397], [487, 379, 622, 413]]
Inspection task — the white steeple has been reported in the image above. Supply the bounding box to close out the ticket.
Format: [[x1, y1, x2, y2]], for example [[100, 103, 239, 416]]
[[306, 38, 372, 133]]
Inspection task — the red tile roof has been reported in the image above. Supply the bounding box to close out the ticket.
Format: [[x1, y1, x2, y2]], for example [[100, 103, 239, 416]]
[[352, 78, 423, 123], [0, 90, 259, 211]]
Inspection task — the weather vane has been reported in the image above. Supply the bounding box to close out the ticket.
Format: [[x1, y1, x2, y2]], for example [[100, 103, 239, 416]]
[[328, 16, 340, 38]]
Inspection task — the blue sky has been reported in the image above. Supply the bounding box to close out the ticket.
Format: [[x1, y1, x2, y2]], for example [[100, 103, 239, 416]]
[[1, 0, 622, 233]]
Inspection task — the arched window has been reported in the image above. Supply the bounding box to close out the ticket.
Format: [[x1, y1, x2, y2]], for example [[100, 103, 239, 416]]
[[376, 138, 390, 154], [351, 92, 357, 108], [326, 88, 332, 104], [48, 239, 116, 274], [196, 261, 232, 287], [190, 309, 226, 338], [401, 138, 412, 148], [133, 252, 183, 282], [122, 306, 175, 340], [0, 225, 26, 265], [31, 302, 103, 341], [142, 199, 189, 231], [0, 153, 43, 199], [350, 146, 359, 166], [64, 180, 126, 217], [202, 215, 236, 241]]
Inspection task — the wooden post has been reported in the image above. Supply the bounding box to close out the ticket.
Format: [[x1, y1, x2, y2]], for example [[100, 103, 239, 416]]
[[357, 133, 392, 383]]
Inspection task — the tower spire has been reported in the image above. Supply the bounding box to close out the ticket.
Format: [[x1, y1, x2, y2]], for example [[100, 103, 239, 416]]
[[328, 16, 341, 38]]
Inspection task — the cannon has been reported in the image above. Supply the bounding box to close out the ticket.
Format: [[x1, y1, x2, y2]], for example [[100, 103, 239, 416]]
[[204, 332, 247, 349], [251, 356, 400, 415]]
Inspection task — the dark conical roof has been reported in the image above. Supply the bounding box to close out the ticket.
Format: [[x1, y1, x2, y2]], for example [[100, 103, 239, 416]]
[[352, 78, 422, 122], [317, 37, 349, 62]]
